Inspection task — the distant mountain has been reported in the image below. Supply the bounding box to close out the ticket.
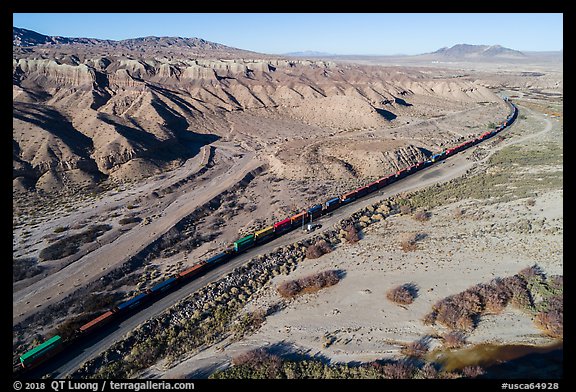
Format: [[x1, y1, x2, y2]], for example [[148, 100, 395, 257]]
[[12, 26, 259, 57], [430, 44, 526, 58], [13, 27, 107, 47], [284, 50, 334, 57]]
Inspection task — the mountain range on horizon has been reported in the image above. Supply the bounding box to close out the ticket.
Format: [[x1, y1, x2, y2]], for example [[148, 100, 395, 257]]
[[14, 26, 560, 59]]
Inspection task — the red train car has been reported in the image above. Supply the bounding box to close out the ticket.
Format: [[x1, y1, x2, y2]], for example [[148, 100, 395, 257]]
[[79, 310, 115, 334], [178, 262, 207, 280], [274, 217, 292, 232]]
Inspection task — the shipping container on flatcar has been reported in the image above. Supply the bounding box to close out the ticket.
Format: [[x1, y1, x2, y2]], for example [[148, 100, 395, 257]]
[[307, 204, 323, 219], [178, 262, 207, 281], [19, 335, 63, 369], [149, 276, 179, 295], [254, 226, 275, 242], [290, 211, 308, 226], [115, 292, 150, 312], [273, 217, 292, 233], [79, 311, 115, 334], [205, 252, 231, 265], [323, 197, 341, 213], [234, 233, 255, 252]]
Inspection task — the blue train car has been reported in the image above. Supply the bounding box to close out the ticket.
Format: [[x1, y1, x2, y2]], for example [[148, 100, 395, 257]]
[[308, 204, 323, 219], [323, 197, 341, 212], [430, 151, 446, 162], [206, 252, 230, 265], [116, 292, 149, 312], [149, 276, 178, 295]]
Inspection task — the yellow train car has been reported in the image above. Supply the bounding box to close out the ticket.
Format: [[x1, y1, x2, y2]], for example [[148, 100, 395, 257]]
[[254, 225, 274, 241]]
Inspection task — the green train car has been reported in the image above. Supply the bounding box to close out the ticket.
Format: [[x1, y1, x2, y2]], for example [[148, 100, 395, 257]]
[[20, 335, 63, 368]]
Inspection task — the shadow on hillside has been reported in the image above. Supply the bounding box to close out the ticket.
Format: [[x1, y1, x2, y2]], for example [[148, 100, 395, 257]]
[[375, 107, 397, 121]]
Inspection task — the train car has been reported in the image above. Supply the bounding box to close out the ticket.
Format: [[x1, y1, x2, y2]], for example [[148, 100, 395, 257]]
[[340, 189, 359, 203], [20, 335, 63, 369], [254, 226, 275, 242], [355, 185, 370, 198], [366, 180, 380, 193], [290, 211, 308, 226], [79, 310, 115, 334], [421, 159, 433, 169], [178, 262, 207, 281], [396, 167, 409, 179], [273, 217, 292, 233], [308, 204, 323, 219], [377, 174, 395, 188], [206, 252, 231, 265], [445, 147, 458, 157], [234, 233, 255, 252], [430, 151, 446, 162], [323, 197, 341, 213], [411, 161, 425, 171], [149, 276, 179, 295], [115, 292, 150, 312]]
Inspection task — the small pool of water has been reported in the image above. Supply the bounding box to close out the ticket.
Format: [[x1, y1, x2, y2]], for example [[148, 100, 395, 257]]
[[429, 340, 563, 373]]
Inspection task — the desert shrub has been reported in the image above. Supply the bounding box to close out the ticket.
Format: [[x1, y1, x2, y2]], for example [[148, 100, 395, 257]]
[[400, 233, 419, 252], [499, 275, 534, 310], [422, 311, 437, 325], [400, 204, 412, 215], [518, 264, 546, 282], [432, 292, 481, 331], [419, 363, 439, 379], [442, 331, 467, 349], [534, 294, 563, 338], [81, 293, 119, 313], [454, 207, 466, 219], [548, 275, 563, 293], [13, 257, 44, 282], [413, 210, 431, 222], [38, 224, 112, 261], [471, 283, 510, 313], [386, 283, 418, 305], [277, 270, 341, 298], [461, 365, 485, 378], [119, 216, 142, 225], [526, 198, 536, 207], [305, 240, 332, 259], [380, 361, 416, 379], [233, 310, 267, 339], [344, 224, 360, 243], [231, 349, 282, 378], [401, 337, 430, 358], [277, 280, 301, 298], [53, 226, 68, 233]]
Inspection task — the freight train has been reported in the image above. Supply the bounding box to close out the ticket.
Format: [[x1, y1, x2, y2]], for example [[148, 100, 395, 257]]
[[17, 98, 518, 371]]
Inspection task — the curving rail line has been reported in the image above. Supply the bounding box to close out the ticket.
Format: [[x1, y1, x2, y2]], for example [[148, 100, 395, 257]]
[[15, 98, 518, 374]]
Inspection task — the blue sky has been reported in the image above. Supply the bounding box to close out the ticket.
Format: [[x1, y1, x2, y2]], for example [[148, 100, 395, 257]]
[[13, 13, 563, 55]]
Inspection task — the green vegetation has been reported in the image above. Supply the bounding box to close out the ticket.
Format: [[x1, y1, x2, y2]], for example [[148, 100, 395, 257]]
[[232, 310, 266, 340], [424, 265, 562, 336], [407, 142, 562, 209], [210, 348, 482, 379]]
